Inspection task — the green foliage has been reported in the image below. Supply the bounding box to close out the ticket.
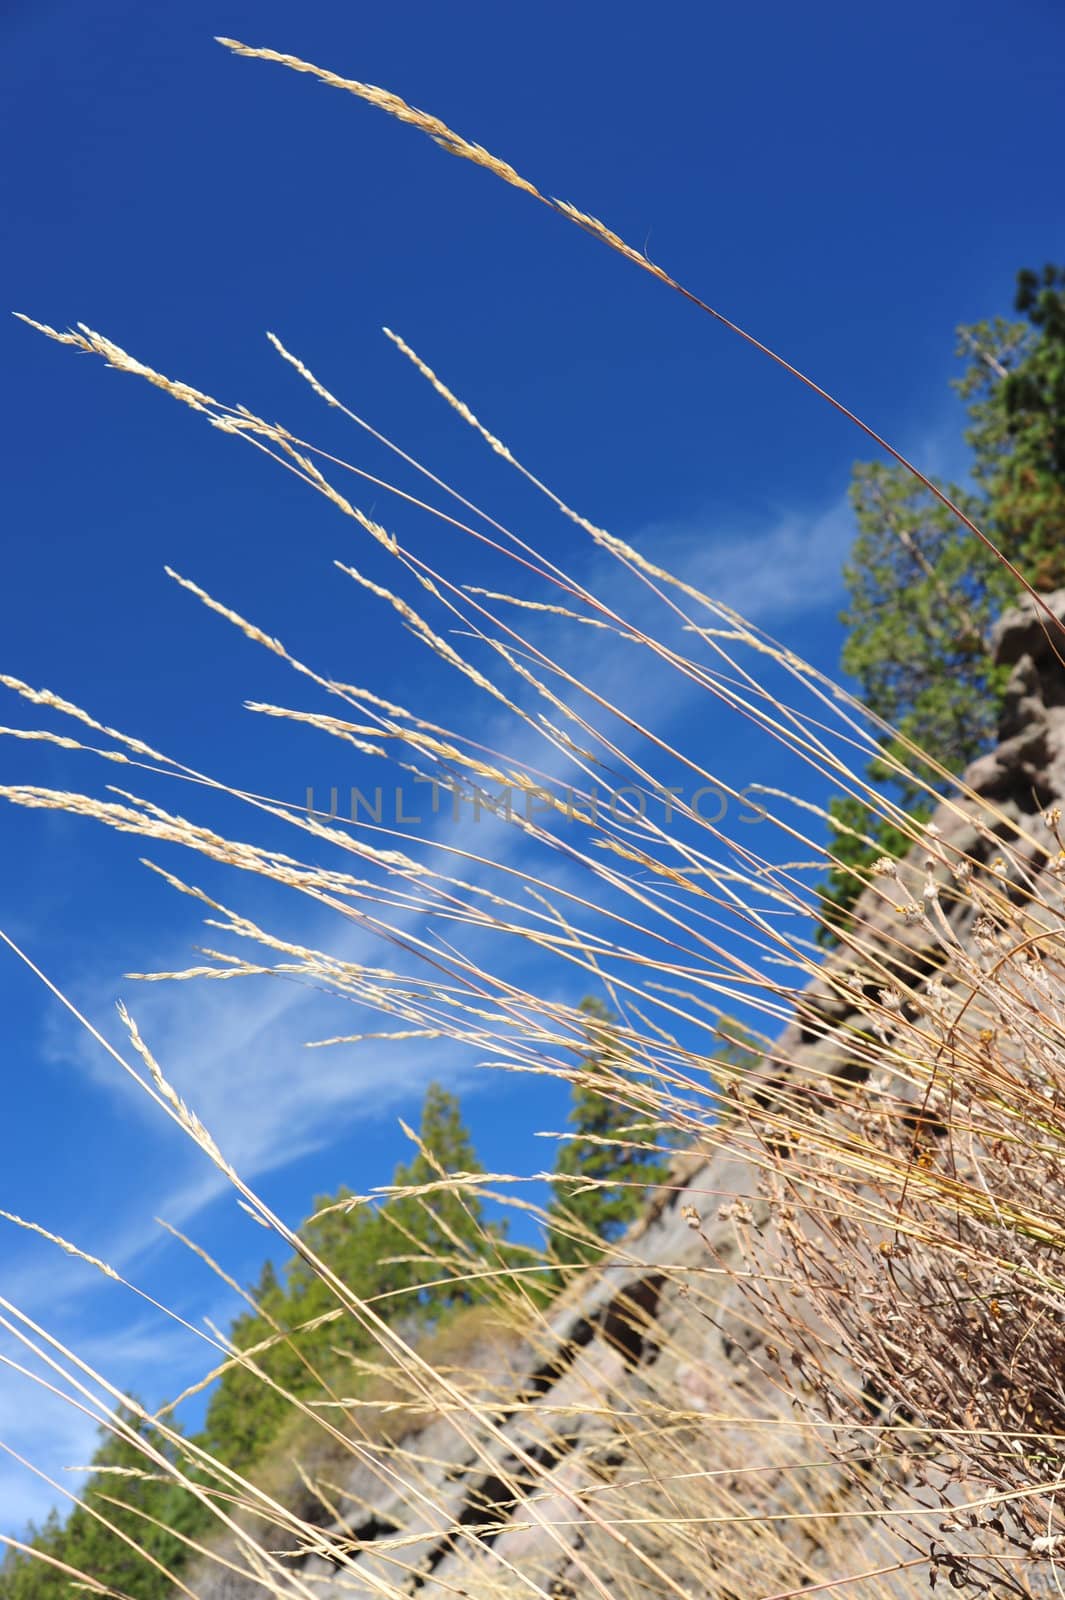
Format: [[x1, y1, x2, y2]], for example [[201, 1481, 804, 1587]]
[[0, 1407, 209, 1600], [840, 462, 1012, 808], [956, 264, 1065, 593], [385, 1082, 509, 1317], [2, 1082, 504, 1600], [547, 998, 670, 1268], [816, 795, 933, 949], [710, 1014, 764, 1076], [821, 264, 1065, 945], [199, 1259, 295, 1468], [202, 1082, 506, 1469]]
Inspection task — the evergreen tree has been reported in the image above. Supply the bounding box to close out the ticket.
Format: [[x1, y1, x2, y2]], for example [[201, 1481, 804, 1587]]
[[4, 1081, 504, 1600], [200, 1260, 294, 1468], [817, 795, 930, 948], [0, 1510, 66, 1600], [202, 1083, 499, 1476], [0, 1406, 208, 1600], [839, 462, 1011, 805], [548, 999, 669, 1268], [711, 1014, 764, 1076], [284, 1188, 394, 1340], [385, 1082, 508, 1319], [958, 264, 1065, 591], [819, 263, 1065, 945]]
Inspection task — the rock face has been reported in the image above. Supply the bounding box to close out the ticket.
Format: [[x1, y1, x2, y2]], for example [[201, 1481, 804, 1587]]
[[193, 593, 1065, 1600]]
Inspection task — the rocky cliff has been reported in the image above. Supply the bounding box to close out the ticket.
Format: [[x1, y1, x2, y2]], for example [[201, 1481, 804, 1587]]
[[193, 590, 1065, 1600]]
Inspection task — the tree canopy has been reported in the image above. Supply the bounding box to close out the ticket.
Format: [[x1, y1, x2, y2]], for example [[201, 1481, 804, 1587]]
[[0, 1408, 205, 1600], [547, 998, 671, 1269], [818, 263, 1065, 944], [0, 1081, 503, 1600]]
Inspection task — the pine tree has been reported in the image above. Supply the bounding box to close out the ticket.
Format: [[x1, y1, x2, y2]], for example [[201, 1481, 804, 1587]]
[[0, 1406, 209, 1600], [711, 1014, 764, 1076], [201, 1259, 295, 1468], [201, 1082, 503, 1482], [958, 263, 1065, 592], [548, 999, 669, 1268], [819, 263, 1065, 945], [0, 1510, 66, 1600], [385, 1082, 508, 1320]]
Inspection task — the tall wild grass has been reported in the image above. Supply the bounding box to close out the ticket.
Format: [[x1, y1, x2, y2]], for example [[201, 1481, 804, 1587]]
[[3, 38, 1064, 1600]]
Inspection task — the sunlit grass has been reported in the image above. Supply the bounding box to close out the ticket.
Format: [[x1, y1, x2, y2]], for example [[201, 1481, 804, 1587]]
[[3, 38, 1065, 1600]]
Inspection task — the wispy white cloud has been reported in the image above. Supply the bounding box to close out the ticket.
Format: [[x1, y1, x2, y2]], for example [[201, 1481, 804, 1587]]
[[12, 482, 848, 1334], [29, 571, 701, 1236], [0, 1384, 98, 1539], [634, 490, 854, 623], [0, 1311, 212, 1539], [626, 413, 974, 625], [0, 475, 881, 1538]]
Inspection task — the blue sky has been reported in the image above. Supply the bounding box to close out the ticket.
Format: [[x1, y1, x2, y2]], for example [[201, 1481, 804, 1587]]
[[2, 0, 1062, 1537]]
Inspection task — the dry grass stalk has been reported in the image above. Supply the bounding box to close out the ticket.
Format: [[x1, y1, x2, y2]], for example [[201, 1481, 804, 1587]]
[[4, 41, 1065, 1600]]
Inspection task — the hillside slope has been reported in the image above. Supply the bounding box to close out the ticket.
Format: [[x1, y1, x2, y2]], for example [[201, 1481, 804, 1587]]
[[189, 588, 1065, 1600]]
